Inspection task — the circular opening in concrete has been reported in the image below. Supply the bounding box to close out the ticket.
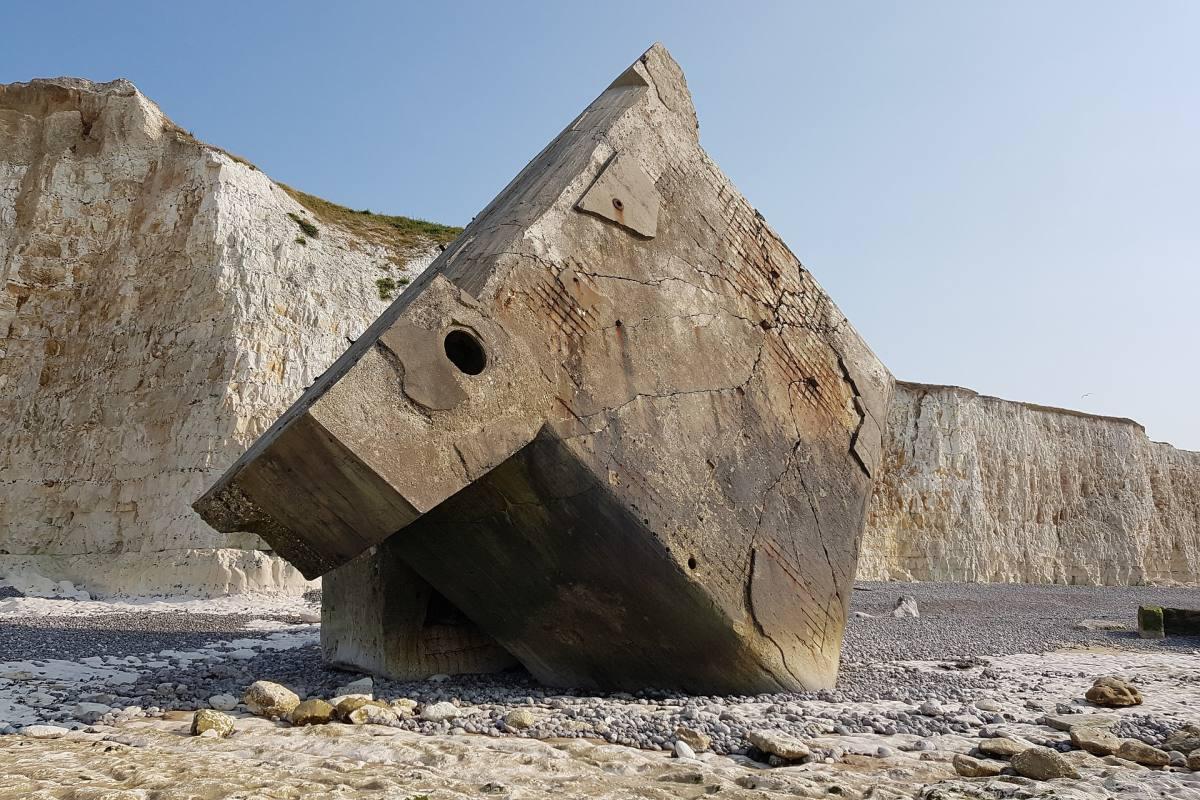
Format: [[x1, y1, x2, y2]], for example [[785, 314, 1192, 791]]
[[444, 330, 487, 375], [687, 557, 698, 570]]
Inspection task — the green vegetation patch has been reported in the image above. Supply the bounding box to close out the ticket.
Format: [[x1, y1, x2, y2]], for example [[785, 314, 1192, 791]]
[[287, 212, 319, 238], [376, 276, 397, 301], [279, 183, 461, 254]]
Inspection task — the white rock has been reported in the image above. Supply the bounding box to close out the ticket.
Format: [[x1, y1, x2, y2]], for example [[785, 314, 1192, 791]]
[[673, 740, 697, 759], [243, 680, 300, 718], [892, 595, 919, 618], [917, 700, 943, 716], [20, 725, 69, 739], [420, 701, 460, 723], [748, 730, 810, 760], [208, 694, 238, 712]]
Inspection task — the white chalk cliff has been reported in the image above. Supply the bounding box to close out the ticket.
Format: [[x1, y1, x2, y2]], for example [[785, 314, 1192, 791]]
[[861, 382, 1200, 585], [0, 77, 448, 595], [3, 77, 1196, 594]]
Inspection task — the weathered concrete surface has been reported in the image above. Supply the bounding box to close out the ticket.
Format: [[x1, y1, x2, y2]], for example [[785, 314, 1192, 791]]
[[322, 540, 517, 679], [196, 44, 893, 692], [861, 382, 1200, 585], [1137, 605, 1200, 638], [0, 77, 441, 595]]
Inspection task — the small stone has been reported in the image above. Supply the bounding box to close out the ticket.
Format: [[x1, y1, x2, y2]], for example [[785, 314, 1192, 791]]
[[72, 702, 111, 720], [504, 708, 537, 730], [673, 740, 697, 759], [974, 700, 1003, 713], [243, 681, 300, 719], [892, 595, 919, 618], [19, 725, 69, 739], [917, 701, 943, 717], [420, 701, 460, 723], [190, 709, 235, 738], [208, 694, 238, 712], [1166, 725, 1200, 754], [392, 698, 419, 714], [953, 753, 1004, 777], [675, 726, 711, 752], [1186, 748, 1200, 770], [347, 704, 399, 726], [748, 730, 810, 761], [334, 696, 383, 721], [1085, 677, 1143, 708], [978, 737, 1029, 758], [289, 698, 335, 726], [1115, 739, 1169, 767], [1070, 726, 1121, 756], [1042, 713, 1116, 731], [1011, 746, 1081, 780]]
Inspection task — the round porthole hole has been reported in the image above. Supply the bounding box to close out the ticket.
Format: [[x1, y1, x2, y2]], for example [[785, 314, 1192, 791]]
[[444, 330, 486, 375]]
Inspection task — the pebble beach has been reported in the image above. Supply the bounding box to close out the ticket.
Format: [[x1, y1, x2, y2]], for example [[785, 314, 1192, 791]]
[[2, 581, 1200, 798]]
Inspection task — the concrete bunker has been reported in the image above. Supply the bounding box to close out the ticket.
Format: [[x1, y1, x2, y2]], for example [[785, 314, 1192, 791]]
[[194, 44, 893, 693]]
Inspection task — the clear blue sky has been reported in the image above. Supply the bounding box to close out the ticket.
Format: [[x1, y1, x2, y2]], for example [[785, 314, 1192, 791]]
[[6, 2, 1199, 449]]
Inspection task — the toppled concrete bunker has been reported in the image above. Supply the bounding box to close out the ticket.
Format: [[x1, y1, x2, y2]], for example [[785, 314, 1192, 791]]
[[194, 44, 893, 693]]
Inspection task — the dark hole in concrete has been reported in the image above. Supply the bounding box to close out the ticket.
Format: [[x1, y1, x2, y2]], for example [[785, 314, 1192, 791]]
[[444, 330, 487, 375], [612, 197, 624, 210], [688, 557, 698, 570]]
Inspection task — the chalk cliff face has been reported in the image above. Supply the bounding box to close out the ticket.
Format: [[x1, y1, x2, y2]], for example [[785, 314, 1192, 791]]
[[4, 77, 1196, 596], [860, 382, 1200, 586], [0, 77, 443, 595]]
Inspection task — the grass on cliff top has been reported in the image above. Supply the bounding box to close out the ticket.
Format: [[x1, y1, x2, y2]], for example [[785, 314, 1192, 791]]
[[167, 127, 461, 253], [279, 183, 462, 254]]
